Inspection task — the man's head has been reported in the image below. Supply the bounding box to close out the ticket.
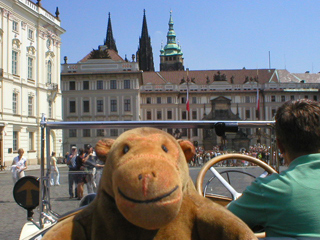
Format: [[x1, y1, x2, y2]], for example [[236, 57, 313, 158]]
[[275, 99, 320, 155], [85, 144, 93, 153]]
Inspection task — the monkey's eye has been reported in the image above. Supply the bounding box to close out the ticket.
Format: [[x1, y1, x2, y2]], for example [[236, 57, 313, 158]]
[[123, 145, 130, 154], [162, 145, 168, 153]]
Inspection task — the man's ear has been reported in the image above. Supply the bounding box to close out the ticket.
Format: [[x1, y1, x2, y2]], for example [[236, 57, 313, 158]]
[[177, 139, 196, 163], [276, 138, 285, 154], [95, 138, 115, 163]]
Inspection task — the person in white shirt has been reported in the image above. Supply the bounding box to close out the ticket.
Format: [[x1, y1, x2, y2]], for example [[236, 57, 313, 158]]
[[11, 148, 27, 183], [50, 151, 60, 186]]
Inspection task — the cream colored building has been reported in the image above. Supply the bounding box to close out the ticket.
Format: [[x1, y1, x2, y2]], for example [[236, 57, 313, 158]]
[[0, 0, 65, 165], [61, 46, 142, 151]]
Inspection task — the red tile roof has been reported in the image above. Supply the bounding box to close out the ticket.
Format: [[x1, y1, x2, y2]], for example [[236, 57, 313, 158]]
[[142, 69, 278, 85]]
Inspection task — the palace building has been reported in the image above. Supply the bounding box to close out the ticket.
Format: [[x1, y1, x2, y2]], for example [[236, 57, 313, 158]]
[[61, 11, 320, 152], [0, 0, 65, 165]]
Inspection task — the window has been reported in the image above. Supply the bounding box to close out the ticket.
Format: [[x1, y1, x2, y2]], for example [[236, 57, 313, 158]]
[[245, 96, 250, 103], [167, 97, 172, 104], [192, 97, 197, 104], [181, 97, 186, 104], [13, 93, 18, 114], [12, 21, 18, 32], [83, 100, 90, 113], [157, 97, 161, 104], [167, 110, 172, 120], [13, 131, 18, 151], [83, 129, 91, 137], [97, 100, 103, 112], [304, 95, 308, 99], [97, 80, 103, 90], [111, 99, 117, 112], [272, 109, 277, 118], [167, 128, 173, 135], [157, 111, 162, 120], [28, 96, 33, 116], [48, 100, 52, 118], [69, 129, 77, 137], [182, 111, 187, 120], [83, 81, 89, 90], [281, 96, 285, 102], [110, 80, 117, 89], [146, 97, 151, 104], [291, 95, 294, 100], [192, 111, 197, 119], [28, 29, 33, 40], [192, 128, 198, 137], [246, 110, 250, 119], [181, 128, 187, 136], [47, 60, 52, 84], [27, 57, 33, 79], [29, 132, 34, 151], [12, 51, 18, 75], [271, 96, 276, 102], [70, 81, 75, 90], [69, 101, 76, 113], [110, 129, 118, 137], [314, 95, 318, 101], [124, 80, 130, 89], [97, 129, 105, 137], [147, 111, 151, 120], [124, 99, 131, 111]]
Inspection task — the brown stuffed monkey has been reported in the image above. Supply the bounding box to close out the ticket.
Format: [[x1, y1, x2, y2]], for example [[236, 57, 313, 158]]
[[43, 127, 256, 240]]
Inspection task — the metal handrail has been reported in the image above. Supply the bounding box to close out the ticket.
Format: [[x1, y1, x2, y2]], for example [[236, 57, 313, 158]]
[[38, 115, 276, 229]]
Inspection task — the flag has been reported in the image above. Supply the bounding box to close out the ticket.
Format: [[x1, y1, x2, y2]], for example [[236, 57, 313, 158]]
[[186, 82, 190, 112], [256, 88, 260, 111]]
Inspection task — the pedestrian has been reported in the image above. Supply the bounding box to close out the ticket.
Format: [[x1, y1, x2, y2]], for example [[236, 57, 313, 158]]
[[75, 148, 86, 200], [83, 144, 97, 194], [67, 146, 78, 198], [11, 148, 27, 184], [50, 152, 60, 186]]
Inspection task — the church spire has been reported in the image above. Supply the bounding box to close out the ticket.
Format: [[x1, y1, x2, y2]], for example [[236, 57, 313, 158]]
[[160, 11, 184, 71], [104, 12, 118, 53], [136, 9, 155, 72]]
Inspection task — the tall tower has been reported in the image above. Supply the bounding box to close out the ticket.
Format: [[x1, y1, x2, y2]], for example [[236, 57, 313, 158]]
[[160, 11, 184, 71], [104, 12, 118, 52], [137, 10, 155, 72]]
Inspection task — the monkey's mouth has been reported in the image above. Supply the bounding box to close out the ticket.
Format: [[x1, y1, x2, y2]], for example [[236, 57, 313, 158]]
[[118, 185, 179, 204]]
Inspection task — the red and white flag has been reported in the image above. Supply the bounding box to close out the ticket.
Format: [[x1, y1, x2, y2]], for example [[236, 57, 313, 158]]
[[256, 88, 260, 111]]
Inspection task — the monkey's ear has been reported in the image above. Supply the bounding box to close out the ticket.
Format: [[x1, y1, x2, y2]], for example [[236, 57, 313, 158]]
[[95, 138, 115, 162]]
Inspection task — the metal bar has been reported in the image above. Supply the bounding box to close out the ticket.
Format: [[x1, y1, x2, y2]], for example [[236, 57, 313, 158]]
[[40, 120, 275, 130]]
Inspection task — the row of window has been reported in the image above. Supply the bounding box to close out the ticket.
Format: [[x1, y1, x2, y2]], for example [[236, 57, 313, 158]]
[[12, 93, 52, 118], [68, 128, 198, 138], [13, 131, 35, 152], [12, 50, 53, 83], [69, 79, 131, 91], [12, 20, 34, 40], [146, 110, 197, 120], [146, 95, 318, 105], [69, 99, 131, 113]]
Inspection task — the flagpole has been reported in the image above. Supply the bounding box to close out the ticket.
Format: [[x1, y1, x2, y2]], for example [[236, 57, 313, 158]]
[[186, 68, 190, 140]]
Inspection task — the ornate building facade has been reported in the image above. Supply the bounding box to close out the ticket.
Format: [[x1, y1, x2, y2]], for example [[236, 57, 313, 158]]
[[0, 0, 65, 165]]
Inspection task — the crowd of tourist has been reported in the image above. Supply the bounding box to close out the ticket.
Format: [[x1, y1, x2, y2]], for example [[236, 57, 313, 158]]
[[190, 144, 284, 167]]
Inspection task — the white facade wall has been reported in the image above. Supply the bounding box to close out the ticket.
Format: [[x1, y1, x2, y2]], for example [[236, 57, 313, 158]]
[[0, 0, 65, 165]]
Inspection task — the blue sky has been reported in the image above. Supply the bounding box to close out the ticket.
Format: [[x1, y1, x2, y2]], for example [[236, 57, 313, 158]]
[[43, 0, 320, 73]]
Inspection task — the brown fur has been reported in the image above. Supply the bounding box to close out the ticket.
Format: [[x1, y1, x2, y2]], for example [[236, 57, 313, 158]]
[[43, 127, 256, 240]]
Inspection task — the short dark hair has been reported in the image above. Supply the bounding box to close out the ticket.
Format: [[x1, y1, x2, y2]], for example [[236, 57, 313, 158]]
[[275, 99, 320, 153]]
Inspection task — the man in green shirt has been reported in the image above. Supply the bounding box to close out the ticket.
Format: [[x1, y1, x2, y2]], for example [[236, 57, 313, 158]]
[[228, 99, 320, 238]]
